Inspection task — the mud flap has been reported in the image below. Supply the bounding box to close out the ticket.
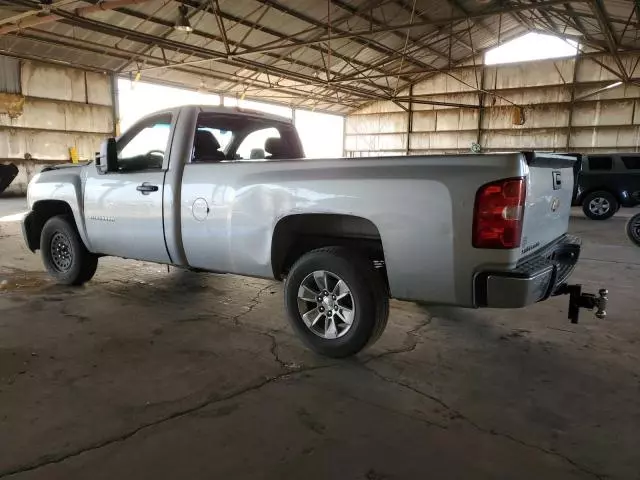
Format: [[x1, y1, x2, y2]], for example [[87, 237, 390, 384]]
[[21, 211, 39, 252]]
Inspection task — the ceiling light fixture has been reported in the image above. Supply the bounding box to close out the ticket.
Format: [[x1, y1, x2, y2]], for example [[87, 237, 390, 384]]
[[174, 5, 192, 32], [574, 81, 624, 102], [604, 81, 623, 90]]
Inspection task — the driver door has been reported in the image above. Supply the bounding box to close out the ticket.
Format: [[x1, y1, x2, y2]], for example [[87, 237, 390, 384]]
[[84, 113, 173, 263]]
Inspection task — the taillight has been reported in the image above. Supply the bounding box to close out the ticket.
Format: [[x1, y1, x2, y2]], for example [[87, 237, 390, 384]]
[[473, 178, 526, 249]]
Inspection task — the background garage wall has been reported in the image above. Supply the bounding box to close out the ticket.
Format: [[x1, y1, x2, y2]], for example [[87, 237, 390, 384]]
[[0, 56, 113, 195], [345, 53, 640, 157]]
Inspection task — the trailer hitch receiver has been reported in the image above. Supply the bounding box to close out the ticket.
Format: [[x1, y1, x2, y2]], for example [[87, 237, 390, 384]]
[[554, 285, 608, 324]]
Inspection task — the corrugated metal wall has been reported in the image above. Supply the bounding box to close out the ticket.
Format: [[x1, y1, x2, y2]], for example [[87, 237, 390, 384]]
[[346, 53, 640, 156], [0, 56, 114, 194]]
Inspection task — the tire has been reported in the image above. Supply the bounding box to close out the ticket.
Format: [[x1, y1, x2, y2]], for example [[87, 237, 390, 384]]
[[284, 247, 389, 358], [40, 215, 98, 285], [582, 191, 618, 220], [626, 213, 640, 247]]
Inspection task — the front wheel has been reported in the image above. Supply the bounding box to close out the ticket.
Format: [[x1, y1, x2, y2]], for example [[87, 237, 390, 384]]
[[40, 215, 98, 285], [626, 213, 640, 247], [284, 247, 389, 358]]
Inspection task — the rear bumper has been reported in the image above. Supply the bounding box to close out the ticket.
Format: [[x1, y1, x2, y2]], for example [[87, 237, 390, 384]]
[[474, 234, 581, 308]]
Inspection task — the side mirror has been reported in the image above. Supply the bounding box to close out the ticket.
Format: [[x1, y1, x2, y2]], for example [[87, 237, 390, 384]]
[[96, 137, 117, 174]]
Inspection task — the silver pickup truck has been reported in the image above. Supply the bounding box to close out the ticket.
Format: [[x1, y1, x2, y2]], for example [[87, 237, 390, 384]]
[[23, 105, 607, 357]]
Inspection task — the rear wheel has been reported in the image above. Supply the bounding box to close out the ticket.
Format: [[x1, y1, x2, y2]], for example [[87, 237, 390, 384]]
[[626, 213, 640, 247], [40, 215, 98, 285], [284, 247, 389, 358], [583, 191, 618, 220]]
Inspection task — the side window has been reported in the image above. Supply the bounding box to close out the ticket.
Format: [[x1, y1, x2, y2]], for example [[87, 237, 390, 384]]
[[117, 114, 172, 171], [588, 156, 612, 171], [236, 127, 280, 160], [621, 156, 640, 170]]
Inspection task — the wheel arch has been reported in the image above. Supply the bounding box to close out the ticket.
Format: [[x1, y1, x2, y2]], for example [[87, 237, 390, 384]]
[[271, 213, 387, 283], [24, 200, 85, 252], [579, 188, 622, 205]]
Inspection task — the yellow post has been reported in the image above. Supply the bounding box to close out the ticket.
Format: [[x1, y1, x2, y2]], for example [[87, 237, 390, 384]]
[[69, 146, 79, 164]]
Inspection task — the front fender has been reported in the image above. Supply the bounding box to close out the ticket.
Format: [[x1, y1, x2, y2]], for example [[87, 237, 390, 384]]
[[27, 168, 91, 250]]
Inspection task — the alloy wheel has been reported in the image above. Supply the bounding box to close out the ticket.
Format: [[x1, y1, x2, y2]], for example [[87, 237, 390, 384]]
[[588, 197, 611, 216], [297, 270, 355, 339]]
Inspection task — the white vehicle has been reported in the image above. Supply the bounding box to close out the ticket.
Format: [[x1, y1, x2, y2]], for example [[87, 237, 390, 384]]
[[23, 106, 607, 357]]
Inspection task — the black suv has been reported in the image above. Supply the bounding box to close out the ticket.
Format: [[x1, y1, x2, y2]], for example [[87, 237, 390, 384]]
[[572, 153, 640, 220]]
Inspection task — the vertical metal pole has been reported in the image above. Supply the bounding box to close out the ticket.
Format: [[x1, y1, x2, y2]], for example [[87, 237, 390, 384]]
[[83, 72, 89, 104], [566, 54, 580, 152], [110, 73, 120, 136], [327, 0, 332, 81], [477, 67, 485, 146], [406, 84, 413, 155], [342, 115, 347, 158]]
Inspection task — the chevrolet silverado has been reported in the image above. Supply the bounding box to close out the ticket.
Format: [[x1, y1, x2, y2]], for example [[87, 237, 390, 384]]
[[22, 105, 607, 357]]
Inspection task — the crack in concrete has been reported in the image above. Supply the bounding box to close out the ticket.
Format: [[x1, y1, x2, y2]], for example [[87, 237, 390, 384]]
[[225, 284, 303, 370], [0, 270, 304, 478], [168, 287, 295, 372], [362, 366, 606, 480], [204, 281, 294, 371], [581, 257, 640, 267], [170, 321, 297, 372], [264, 331, 290, 370], [0, 312, 433, 478], [363, 316, 433, 362], [358, 318, 605, 478], [231, 284, 274, 326], [60, 306, 90, 324], [0, 362, 337, 479], [336, 386, 449, 431], [2, 290, 604, 478]]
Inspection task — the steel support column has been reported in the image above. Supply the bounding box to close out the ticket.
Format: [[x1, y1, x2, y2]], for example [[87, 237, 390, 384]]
[[406, 85, 413, 155], [110, 73, 120, 137], [565, 54, 580, 151]]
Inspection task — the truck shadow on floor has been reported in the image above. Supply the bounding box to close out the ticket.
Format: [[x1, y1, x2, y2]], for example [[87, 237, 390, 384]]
[[97, 269, 231, 304]]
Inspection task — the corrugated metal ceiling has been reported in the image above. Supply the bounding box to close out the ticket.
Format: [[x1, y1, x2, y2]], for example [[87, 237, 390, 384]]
[[0, 0, 637, 113]]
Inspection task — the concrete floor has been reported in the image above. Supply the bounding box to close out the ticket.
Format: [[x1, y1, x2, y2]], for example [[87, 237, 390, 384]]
[[1, 200, 639, 480], [0, 197, 27, 219]]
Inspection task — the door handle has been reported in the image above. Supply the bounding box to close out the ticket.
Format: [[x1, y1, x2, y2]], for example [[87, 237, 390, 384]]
[[136, 183, 159, 195]]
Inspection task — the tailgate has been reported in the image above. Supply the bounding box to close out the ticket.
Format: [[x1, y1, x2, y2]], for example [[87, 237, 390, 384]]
[[519, 153, 576, 258]]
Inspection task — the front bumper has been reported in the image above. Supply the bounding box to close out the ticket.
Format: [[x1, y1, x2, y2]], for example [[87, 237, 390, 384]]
[[474, 234, 581, 308]]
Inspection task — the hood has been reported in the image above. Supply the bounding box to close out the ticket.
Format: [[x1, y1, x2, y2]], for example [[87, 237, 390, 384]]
[[41, 162, 90, 172]]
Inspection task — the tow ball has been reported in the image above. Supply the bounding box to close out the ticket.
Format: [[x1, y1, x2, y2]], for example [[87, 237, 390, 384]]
[[554, 285, 608, 324]]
